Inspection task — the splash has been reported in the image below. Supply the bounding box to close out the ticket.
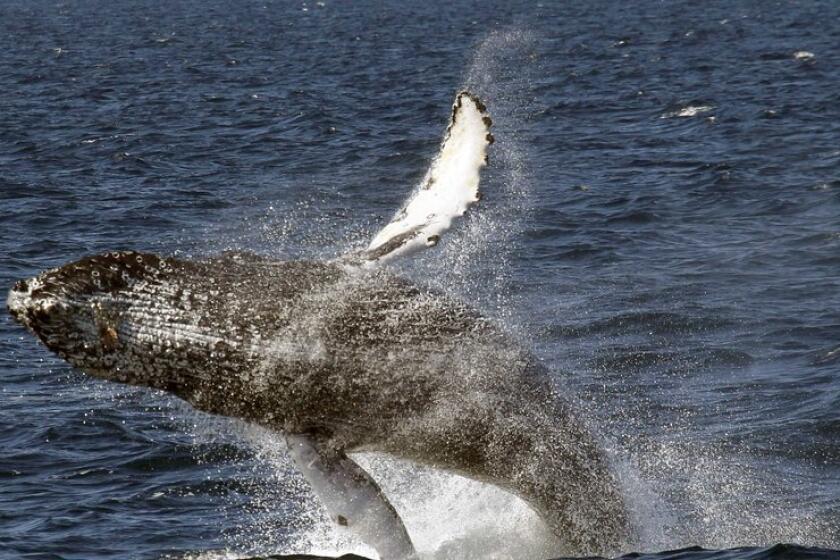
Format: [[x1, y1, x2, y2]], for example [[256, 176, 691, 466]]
[[221, 428, 558, 560], [352, 454, 557, 560], [412, 28, 538, 328], [625, 440, 839, 550]]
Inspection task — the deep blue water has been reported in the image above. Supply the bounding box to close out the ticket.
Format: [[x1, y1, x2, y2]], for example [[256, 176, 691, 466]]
[[1, 0, 839, 559]]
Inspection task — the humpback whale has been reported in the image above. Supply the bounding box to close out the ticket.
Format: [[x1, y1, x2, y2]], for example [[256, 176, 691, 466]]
[[7, 92, 630, 558]]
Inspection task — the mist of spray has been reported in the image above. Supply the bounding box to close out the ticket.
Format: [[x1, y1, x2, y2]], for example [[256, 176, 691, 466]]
[[214, 29, 562, 560]]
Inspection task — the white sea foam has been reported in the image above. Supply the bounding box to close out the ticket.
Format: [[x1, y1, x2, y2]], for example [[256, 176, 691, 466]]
[[352, 453, 557, 560], [220, 425, 558, 560], [662, 105, 715, 118]]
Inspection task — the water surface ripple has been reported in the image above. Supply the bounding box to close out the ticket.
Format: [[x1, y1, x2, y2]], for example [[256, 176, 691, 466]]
[[1, 0, 838, 558]]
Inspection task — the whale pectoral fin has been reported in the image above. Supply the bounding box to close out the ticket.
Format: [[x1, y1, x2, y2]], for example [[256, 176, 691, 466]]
[[349, 91, 492, 266], [284, 433, 417, 560]]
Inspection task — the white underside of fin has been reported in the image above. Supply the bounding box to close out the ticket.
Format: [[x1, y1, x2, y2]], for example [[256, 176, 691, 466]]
[[355, 91, 492, 266], [285, 433, 418, 560]]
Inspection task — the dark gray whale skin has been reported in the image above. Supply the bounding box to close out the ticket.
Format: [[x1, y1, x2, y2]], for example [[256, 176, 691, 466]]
[[7, 250, 630, 554]]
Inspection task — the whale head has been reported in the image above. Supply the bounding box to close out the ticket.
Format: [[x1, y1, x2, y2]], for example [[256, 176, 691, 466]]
[[6, 251, 333, 422], [7, 252, 176, 384], [5, 251, 246, 399]]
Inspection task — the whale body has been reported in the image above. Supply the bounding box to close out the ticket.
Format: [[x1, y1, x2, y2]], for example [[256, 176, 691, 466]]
[[7, 250, 629, 554], [6, 92, 631, 557]]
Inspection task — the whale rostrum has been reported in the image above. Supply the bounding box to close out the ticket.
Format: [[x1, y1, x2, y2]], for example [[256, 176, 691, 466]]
[[7, 92, 631, 558]]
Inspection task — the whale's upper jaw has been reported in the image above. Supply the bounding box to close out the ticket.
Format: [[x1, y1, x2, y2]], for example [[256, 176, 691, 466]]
[[7, 278, 37, 328], [7, 277, 66, 343], [7, 268, 129, 377], [7, 281, 26, 323]]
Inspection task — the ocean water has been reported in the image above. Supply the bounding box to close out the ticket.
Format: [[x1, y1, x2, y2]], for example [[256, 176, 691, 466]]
[[1, 1, 839, 559]]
